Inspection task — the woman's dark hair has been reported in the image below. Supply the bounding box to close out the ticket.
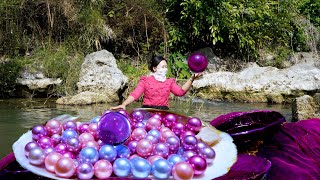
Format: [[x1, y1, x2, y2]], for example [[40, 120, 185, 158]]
[[149, 56, 166, 72]]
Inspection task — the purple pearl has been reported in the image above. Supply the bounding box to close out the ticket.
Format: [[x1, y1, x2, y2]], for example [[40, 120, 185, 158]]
[[128, 141, 138, 154], [188, 155, 207, 175], [151, 114, 162, 121], [172, 123, 185, 136], [163, 114, 177, 127], [153, 142, 170, 158], [199, 147, 216, 164], [97, 139, 105, 147], [186, 117, 202, 132], [117, 109, 129, 118], [44, 147, 56, 155], [77, 162, 94, 179], [180, 130, 195, 139], [32, 125, 47, 140], [63, 121, 77, 131], [66, 137, 81, 153], [165, 136, 180, 151], [55, 143, 67, 154], [146, 134, 159, 144], [135, 122, 145, 129], [24, 141, 39, 157], [51, 134, 61, 145], [181, 135, 198, 151], [196, 142, 209, 153], [131, 110, 144, 122], [37, 136, 54, 149], [78, 123, 90, 134], [182, 150, 197, 161]]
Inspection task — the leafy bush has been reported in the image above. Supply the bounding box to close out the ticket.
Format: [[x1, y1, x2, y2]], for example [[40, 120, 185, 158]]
[[167, 52, 191, 79], [0, 59, 22, 97]]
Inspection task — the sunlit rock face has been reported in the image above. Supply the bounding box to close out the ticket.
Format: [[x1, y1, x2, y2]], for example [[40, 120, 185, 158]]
[[57, 50, 128, 105], [193, 62, 320, 103]]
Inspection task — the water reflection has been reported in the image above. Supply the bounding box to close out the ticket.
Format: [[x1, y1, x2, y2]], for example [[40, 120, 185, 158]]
[[0, 98, 291, 158]]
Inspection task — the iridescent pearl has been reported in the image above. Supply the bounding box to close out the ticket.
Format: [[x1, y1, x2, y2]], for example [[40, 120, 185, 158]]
[[163, 114, 177, 127], [99, 144, 117, 162], [45, 152, 62, 172], [147, 155, 164, 164], [32, 125, 47, 140], [55, 143, 67, 154], [51, 134, 61, 145], [187, 155, 207, 175], [186, 117, 202, 132], [28, 147, 45, 165], [79, 147, 99, 164], [76, 162, 94, 180], [182, 150, 197, 161], [127, 141, 138, 154], [146, 117, 162, 131], [90, 116, 101, 123], [37, 136, 54, 149], [63, 121, 77, 131], [130, 157, 151, 178], [82, 140, 99, 150], [113, 158, 131, 177], [131, 128, 147, 141], [180, 130, 195, 139], [78, 123, 90, 134], [172, 162, 194, 180], [79, 132, 95, 144], [94, 160, 113, 179], [167, 154, 185, 166], [160, 130, 176, 142], [146, 134, 159, 144], [148, 129, 161, 139], [172, 122, 185, 136], [61, 129, 78, 143], [24, 141, 39, 157], [66, 137, 81, 153], [199, 147, 216, 164], [153, 142, 169, 158], [55, 157, 76, 178], [181, 135, 198, 151], [116, 144, 131, 159], [166, 136, 180, 151], [151, 159, 172, 179], [45, 120, 63, 136], [136, 139, 153, 157], [131, 110, 144, 122]]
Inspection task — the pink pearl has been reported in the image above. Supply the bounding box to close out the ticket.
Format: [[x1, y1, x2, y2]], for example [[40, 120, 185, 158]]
[[186, 117, 202, 133], [145, 117, 162, 131], [62, 151, 76, 159], [160, 127, 171, 133], [136, 139, 153, 157], [78, 124, 90, 134], [160, 130, 175, 142], [55, 157, 76, 178], [94, 160, 113, 179], [82, 140, 99, 150], [45, 152, 62, 172], [129, 154, 141, 160], [131, 128, 147, 141], [147, 155, 164, 164], [172, 162, 194, 180], [45, 120, 63, 136], [37, 136, 54, 149], [79, 132, 95, 144]]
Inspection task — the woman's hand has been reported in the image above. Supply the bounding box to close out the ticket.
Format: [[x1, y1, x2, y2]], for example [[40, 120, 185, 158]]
[[191, 73, 203, 81], [110, 104, 126, 110]]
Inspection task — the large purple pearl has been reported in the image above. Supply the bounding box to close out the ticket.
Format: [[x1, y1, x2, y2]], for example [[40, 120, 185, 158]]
[[32, 125, 47, 140], [187, 52, 208, 73]]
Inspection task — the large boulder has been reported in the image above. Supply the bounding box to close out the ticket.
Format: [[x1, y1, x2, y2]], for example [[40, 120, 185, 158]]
[[57, 50, 128, 105], [292, 94, 320, 121], [193, 63, 320, 103]]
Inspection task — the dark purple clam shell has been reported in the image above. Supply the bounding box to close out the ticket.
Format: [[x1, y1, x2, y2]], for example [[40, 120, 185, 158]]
[[210, 110, 286, 148]]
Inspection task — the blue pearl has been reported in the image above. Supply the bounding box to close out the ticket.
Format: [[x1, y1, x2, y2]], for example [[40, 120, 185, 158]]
[[91, 116, 101, 123], [115, 144, 131, 158], [167, 154, 185, 165], [79, 147, 99, 164], [131, 157, 151, 178], [99, 145, 117, 162], [113, 158, 131, 177], [151, 159, 172, 179], [61, 129, 78, 143], [148, 129, 161, 139]]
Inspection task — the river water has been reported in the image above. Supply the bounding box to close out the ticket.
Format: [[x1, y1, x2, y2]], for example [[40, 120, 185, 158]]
[[0, 98, 292, 159]]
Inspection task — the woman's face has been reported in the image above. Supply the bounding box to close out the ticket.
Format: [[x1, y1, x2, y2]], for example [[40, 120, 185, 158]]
[[154, 60, 167, 71]]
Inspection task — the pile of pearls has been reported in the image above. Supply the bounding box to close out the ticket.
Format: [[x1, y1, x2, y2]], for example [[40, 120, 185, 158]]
[[25, 110, 216, 179]]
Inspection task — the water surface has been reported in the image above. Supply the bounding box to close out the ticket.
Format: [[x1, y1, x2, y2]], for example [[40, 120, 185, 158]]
[[0, 98, 291, 158]]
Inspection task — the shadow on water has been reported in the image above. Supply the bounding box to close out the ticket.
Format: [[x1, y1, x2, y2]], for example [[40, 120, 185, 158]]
[[0, 98, 292, 158]]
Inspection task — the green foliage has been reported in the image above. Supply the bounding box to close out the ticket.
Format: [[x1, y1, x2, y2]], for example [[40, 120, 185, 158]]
[[164, 0, 304, 60], [0, 58, 22, 97], [298, 0, 320, 29], [167, 52, 191, 79]]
